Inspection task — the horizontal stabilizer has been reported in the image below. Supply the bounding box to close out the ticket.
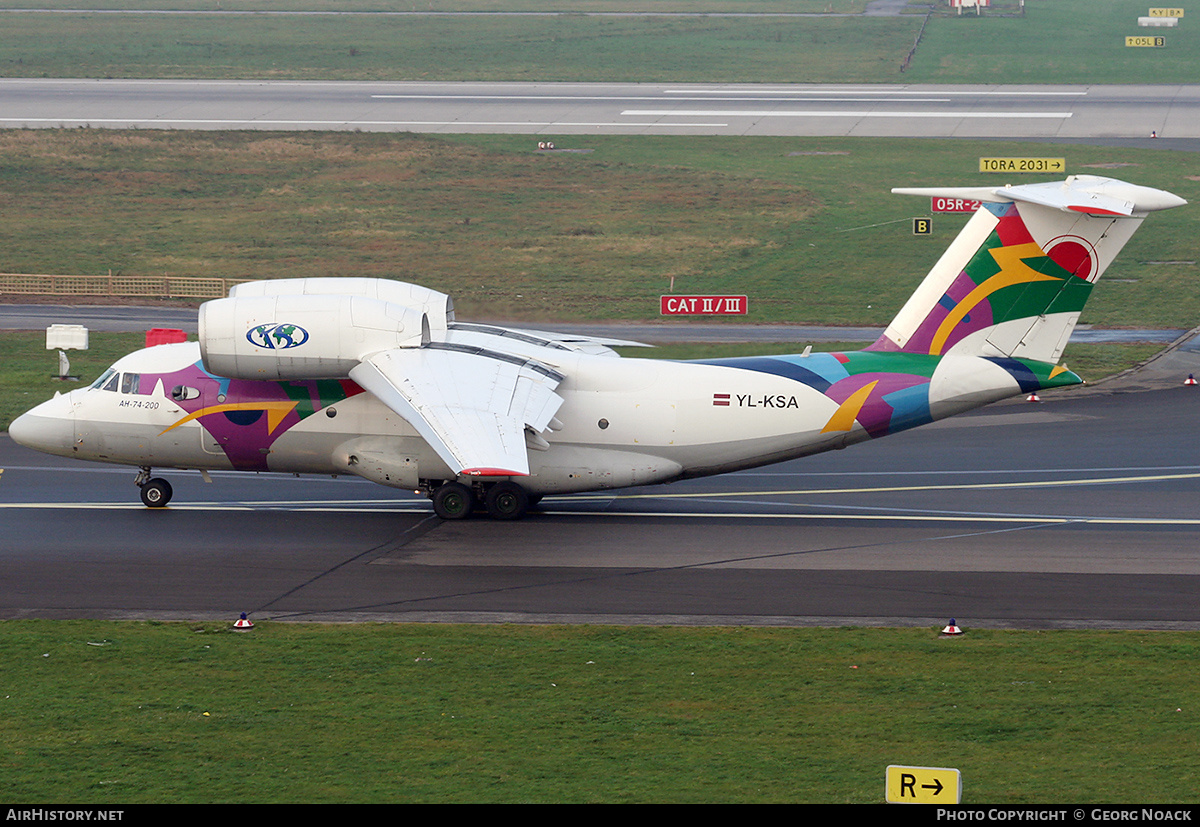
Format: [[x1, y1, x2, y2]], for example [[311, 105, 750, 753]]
[[893, 175, 1186, 217]]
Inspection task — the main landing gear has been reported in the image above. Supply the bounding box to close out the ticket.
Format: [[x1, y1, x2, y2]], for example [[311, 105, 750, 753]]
[[428, 480, 534, 521], [134, 467, 173, 508]]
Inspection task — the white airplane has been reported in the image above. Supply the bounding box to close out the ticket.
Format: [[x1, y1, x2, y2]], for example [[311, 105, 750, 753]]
[[10, 175, 1186, 520]]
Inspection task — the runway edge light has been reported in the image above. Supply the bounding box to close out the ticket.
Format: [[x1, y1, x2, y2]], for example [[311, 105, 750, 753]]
[[940, 619, 963, 637], [1026, 392, 1041, 402], [1186, 374, 1198, 386], [233, 612, 254, 631]]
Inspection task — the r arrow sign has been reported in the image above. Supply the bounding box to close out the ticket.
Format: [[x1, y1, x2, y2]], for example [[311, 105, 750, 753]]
[[886, 765, 961, 804]]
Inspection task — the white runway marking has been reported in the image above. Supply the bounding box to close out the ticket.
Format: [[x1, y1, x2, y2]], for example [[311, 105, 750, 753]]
[[623, 109, 1074, 119], [0, 118, 728, 129], [662, 88, 1088, 96], [370, 94, 955, 103]]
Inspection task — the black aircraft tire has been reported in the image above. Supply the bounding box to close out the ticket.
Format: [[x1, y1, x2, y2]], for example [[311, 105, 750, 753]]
[[432, 482, 474, 520], [485, 482, 529, 521], [140, 478, 173, 508]]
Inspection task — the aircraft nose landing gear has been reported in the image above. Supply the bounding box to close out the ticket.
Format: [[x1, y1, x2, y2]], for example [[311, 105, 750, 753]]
[[134, 467, 173, 508]]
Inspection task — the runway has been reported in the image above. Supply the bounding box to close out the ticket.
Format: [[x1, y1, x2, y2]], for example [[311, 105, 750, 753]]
[[4, 377, 1200, 629], [1, 79, 1198, 139]]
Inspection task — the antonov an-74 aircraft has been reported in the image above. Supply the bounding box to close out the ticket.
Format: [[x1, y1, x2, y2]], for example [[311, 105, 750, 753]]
[[10, 176, 1186, 520]]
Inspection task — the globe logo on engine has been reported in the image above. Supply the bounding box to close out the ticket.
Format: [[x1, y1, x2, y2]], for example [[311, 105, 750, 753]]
[[246, 323, 310, 350]]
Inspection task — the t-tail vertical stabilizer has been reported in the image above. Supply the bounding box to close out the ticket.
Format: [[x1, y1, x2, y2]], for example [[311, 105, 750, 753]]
[[868, 175, 1186, 363]]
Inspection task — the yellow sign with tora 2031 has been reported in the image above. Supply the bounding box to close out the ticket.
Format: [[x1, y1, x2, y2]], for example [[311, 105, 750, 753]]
[[979, 157, 1065, 174]]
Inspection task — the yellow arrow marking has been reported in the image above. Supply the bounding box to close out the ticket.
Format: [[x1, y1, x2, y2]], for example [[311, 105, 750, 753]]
[[159, 401, 300, 437]]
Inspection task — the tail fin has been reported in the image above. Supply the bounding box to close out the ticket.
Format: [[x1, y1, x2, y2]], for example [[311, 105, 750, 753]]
[[866, 175, 1186, 363]]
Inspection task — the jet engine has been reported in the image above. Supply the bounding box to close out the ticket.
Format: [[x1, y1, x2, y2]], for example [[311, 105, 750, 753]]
[[199, 288, 440, 381]]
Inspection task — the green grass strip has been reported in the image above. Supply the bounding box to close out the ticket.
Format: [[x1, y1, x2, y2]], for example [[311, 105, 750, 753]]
[[1, 620, 1198, 803]]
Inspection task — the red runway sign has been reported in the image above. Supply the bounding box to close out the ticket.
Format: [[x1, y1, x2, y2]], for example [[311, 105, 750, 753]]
[[661, 295, 748, 315], [931, 197, 983, 214]]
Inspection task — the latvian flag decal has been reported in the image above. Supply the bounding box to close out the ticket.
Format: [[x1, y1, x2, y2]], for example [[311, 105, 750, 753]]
[[713, 393, 731, 407]]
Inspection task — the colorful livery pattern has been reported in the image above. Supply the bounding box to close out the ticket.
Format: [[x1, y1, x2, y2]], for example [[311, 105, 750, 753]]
[[699, 350, 1078, 441], [149, 362, 365, 472], [869, 202, 1093, 357]]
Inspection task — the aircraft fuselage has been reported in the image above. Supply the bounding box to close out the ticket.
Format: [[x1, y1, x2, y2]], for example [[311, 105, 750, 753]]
[[13, 336, 1073, 497]]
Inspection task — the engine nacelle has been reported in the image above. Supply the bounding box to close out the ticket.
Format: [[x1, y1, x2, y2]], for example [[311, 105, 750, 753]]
[[199, 293, 428, 380], [227, 277, 454, 335]]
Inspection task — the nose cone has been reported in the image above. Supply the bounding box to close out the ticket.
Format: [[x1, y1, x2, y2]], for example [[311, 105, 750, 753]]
[[8, 394, 75, 457]]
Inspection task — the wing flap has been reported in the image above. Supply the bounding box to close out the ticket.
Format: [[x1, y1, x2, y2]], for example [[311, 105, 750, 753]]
[[349, 346, 564, 477]]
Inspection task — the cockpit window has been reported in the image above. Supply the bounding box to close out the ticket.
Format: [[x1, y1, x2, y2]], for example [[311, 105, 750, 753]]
[[91, 368, 116, 391], [121, 372, 140, 395]]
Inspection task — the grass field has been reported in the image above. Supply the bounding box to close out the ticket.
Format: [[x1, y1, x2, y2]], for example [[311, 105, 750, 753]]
[[904, 1, 1200, 85], [2, 130, 1197, 328], [0, 0, 1193, 84], [1, 620, 1198, 803]]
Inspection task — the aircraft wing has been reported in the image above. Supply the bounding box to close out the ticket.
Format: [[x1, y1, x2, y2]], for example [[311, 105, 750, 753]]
[[450, 321, 652, 357], [506, 327, 653, 351], [348, 345, 565, 477]]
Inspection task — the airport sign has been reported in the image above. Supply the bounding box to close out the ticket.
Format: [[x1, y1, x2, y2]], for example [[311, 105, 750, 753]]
[[886, 765, 962, 804], [931, 197, 982, 213], [1148, 8, 1184, 16], [660, 295, 748, 315], [979, 157, 1066, 173], [1126, 35, 1167, 46]]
